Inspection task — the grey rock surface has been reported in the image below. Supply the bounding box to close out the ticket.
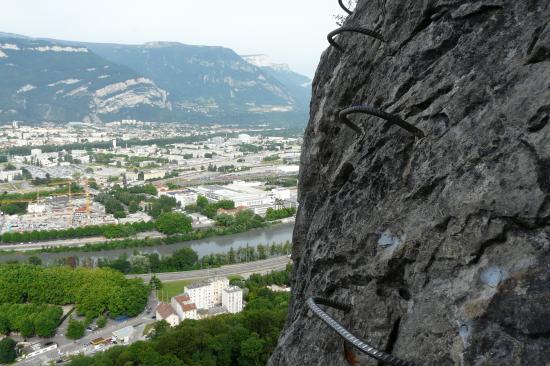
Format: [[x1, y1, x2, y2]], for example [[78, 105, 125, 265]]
[[269, 0, 549, 365]]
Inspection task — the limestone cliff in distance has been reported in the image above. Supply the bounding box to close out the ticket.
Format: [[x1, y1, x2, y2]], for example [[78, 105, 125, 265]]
[[0, 33, 310, 125], [269, 0, 549, 365]]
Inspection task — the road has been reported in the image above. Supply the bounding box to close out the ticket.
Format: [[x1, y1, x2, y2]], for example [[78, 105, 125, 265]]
[[128, 255, 291, 282], [17, 294, 158, 366]]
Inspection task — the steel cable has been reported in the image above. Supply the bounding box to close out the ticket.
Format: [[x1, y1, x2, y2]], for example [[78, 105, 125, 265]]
[[307, 297, 416, 366], [307, 3, 426, 365]]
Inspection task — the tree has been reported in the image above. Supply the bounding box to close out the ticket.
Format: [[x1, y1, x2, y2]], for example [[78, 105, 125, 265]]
[[0, 315, 10, 335], [228, 247, 236, 264], [96, 315, 107, 329], [3, 163, 16, 171], [34, 312, 59, 338], [0, 337, 16, 364], [149, 275, 162, 291], [196, 195, 209, 210], [20, 318, 35, 338], [239, 333, 265, 366], [104, 198, 124, 215], [88, 180, 98, 189], [128, 201, 140, 213], [168, 248, 199, 271], [153, 320, 170, 338], [114, 210, 127, 219], [202, 205, 217, 219], [149, 196, 178, 219], [265, 207, 296, 221], [67, 318, 85, 340], [28, 256, 42, 265], [216, 214, 235, 227], [155, 212, 192, 235], [257, 245, 267, 260]]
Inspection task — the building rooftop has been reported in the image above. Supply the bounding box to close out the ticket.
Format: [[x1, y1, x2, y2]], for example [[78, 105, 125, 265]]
[[156, 303, 176, 319], [182, 303, 197, 312], [112, 326, 134, 339], [173, 294, 197, 312], [223, 286, 243, 293], [209, 305, 228, 316], [185, 281, 211, 290], [173, 293, 191, 304]]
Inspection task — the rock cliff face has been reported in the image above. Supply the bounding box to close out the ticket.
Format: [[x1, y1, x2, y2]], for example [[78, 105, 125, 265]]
[[269, 0, 549, 365]]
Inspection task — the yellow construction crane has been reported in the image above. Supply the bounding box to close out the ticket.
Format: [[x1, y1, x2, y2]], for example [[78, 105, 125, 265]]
[[46, 180, 75, 205], [80, 178, 91, 215], [45, 179, 92, 224], [0, 180, 90, 208]]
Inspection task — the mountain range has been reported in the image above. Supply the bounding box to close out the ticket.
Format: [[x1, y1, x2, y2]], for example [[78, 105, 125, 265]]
[[0, 32, 311, 125]]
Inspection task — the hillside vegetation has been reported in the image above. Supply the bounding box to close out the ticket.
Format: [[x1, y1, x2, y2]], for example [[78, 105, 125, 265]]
[[69, 267, 291, 366], [0, 264, 149, 318]]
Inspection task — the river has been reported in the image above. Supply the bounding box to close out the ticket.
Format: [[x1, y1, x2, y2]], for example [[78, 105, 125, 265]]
[[0, 223, 295, 265]]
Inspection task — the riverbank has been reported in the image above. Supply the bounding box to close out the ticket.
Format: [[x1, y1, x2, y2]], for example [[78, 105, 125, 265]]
[[0, 217, 295, 256], [0, 231, 166, 252], [0, 222, 295, 265]]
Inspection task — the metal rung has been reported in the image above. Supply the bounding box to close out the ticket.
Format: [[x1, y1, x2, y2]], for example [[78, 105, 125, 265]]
[[328, 27, 386, 53], [307, 297, 416, 366], [338, 0, 353, 15], [339, 105, 425, 138]]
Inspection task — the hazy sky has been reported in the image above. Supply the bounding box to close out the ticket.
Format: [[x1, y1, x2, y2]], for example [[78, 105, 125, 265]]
[[0, 0, 344, 77]]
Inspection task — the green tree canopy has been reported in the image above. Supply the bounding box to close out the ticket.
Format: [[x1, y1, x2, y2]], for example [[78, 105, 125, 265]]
[[0, 337, 16, 364], [0, 315, 10, 335], [0, 264, 149, 319], [97, 315, 107, 329], [155, 212, 193, 235], [67, 318, 85, 340], [196, 195, 209, 209], [20, 318, 35, 338]]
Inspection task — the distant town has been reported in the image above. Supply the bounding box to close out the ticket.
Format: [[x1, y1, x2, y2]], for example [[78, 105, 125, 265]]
[[0, 120, 301, 239]]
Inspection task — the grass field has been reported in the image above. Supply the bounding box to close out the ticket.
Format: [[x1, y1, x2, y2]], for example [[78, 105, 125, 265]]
[[156, 279, 193, 302]]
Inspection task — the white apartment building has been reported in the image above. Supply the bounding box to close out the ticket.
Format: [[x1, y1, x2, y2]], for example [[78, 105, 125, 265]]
[[163, 190, 197, 207], [170, 294, 198, 320], [222, 286, 243, 314], [210, 277, 230, 305], [157, 278, 243, 327], [185, 281, 213, 309], [184, 277, 230, 310], [0, 170, 21, 182]]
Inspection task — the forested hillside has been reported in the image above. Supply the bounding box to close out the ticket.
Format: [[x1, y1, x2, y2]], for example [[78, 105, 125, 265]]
[[68, 268, 291, 366], [0, 264, 149, 318]]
